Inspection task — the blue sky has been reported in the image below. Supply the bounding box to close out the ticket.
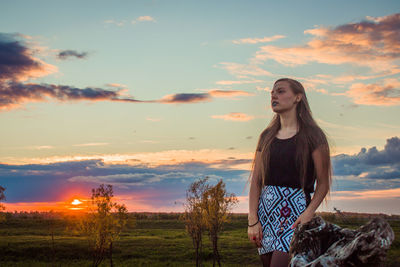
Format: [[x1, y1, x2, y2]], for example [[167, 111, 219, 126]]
[[0, 0, 399, 214]]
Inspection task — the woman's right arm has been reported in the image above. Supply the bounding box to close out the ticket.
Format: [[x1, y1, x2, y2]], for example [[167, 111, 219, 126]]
[[248, 151, 263, 247]]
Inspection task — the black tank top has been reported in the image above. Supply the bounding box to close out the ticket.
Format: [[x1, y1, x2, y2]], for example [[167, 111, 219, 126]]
[[257, 133, 315, 206]]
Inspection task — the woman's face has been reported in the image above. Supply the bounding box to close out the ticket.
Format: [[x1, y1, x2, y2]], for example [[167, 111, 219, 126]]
[[270, 81, 300, 113]]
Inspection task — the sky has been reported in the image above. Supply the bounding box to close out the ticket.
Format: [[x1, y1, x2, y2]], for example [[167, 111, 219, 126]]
[[0, 0, 399, 215]]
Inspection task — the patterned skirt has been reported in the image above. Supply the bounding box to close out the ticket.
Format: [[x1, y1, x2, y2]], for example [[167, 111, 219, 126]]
[[257, 185, 307, 255]]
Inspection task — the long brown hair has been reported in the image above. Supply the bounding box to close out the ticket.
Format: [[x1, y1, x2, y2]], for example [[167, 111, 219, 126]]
[[248, 78, 333, 206]]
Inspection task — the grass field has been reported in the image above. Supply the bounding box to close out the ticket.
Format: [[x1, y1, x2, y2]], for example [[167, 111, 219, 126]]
[[0, 212, 399, 266]]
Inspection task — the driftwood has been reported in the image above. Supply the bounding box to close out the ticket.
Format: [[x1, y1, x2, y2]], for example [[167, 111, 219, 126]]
[[289, 216, 395, 267]]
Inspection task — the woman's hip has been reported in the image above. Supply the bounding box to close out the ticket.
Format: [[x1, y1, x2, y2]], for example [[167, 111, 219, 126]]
[[257, 185, 307, 226]]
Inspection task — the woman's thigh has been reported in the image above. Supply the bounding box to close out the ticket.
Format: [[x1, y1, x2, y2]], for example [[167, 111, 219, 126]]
[[270, 250, 290, 267], [260, 250, 290, 267], [259, 251, 272, 267]]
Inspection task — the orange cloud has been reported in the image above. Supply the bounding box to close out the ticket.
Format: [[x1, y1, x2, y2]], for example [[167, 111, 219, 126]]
[[232, 35, 285, 44], [72, 143, 109, 147], [211, 112, 255, 121], [3, 199, 91, 212], [146, 116, 161, 121], [0, 33, 57, 82], [135, 16, 156, 22], [216, 62, 272, 79], [347, 78, 400, 106], [208, 89, 254, 98], [104, 19, 126, 27], [106, 83, 127, 88], [158, 93, 212, 104], [1, 149, 256, 171], [330, 70, 400, 84], [132, 16, 156, 24], [27, 145, 55, 150], [251, 13, 400, 74], [158, 89, 254, 104], [331, 187, 400, 200]]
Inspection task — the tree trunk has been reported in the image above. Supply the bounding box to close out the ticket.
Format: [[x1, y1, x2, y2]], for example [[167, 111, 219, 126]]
[[92, 249, 97, 267], [212, 234, 221, 267], [195, 242, 199, 267], [199, 236, 203, 267], [212, 238, 216, 267], [109, 241, 114, 267]]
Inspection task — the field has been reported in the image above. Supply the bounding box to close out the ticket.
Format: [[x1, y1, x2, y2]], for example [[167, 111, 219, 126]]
[[0, 212, 399, 266]]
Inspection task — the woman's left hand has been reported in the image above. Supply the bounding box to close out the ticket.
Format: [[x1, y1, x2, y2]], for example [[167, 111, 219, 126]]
[[291, 209, 315, 229]]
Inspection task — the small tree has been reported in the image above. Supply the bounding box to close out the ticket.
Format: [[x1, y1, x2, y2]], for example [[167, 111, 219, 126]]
[[181, 177, 209, 267], [76, 184, 128, 267], [201, 179, 238, 267]]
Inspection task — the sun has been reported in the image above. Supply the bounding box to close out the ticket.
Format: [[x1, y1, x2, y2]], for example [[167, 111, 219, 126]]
[[65, 196, 89, 212], [71, 199, 83, 205]]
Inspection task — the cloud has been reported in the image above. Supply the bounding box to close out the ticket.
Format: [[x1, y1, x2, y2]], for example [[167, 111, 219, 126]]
[[332, 136, 400, 179], [156, 90, 253, 104], [68, 171, 196, 185], [232, 35, 285, 44], [57, 50, 88, 60], [0, 33, 57, 82], [1, 148, 255, 170], [104, 19, 126, 27], [158, 93, 212, 104], [330, 187, 400, 200], [0, 81, 144, 111], [29, 145, 54, 150], [207, 89, 254, 98], [251, 13, 400, 74], [346, 78, 400, 106], [329, 70, 400, 84], [106, 83, 127, 88], [136, 16, 155, 22], [211, 112, 255, 121], [105, 16, 156, 27], [0, 33, 145, 111], [146, 116, 161, 122], [132, 16, 156, 24], [0, 80, 254, 111], [216, 62, 272, 79]]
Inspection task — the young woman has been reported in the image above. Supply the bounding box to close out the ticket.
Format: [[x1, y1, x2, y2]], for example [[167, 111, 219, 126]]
[[247, 78, 333, 267]]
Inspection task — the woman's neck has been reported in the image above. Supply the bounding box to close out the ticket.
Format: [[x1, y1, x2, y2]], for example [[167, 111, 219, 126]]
[[279, 108, 298, 133]]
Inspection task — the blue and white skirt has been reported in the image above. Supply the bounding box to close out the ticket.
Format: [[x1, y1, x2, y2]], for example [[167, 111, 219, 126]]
[[257, 185, 307, 255]]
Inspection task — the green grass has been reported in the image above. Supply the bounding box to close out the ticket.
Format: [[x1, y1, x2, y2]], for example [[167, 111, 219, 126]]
[[0, 212, 398, 266]]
